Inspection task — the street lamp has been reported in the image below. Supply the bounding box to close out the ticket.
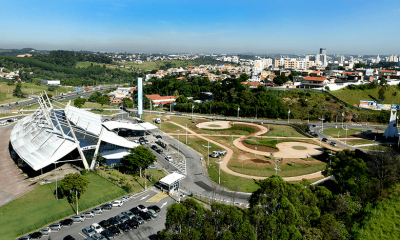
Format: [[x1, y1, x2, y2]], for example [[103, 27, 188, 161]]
[[203, 141, 211, 166], [319, 115, 325, 132], [341, 112, 344, 128], [274, 160, 281, 175], [185, 124, 188, 144], [177, 129, 180, 161], [343, 125, 349, 145], [288, 109, 290, 124], [255, 147, 257, 156], [216, 157, 223, 185], [192, 105, 194, 120], [237, 107, 240, 118], [157, 113, 162, 130]]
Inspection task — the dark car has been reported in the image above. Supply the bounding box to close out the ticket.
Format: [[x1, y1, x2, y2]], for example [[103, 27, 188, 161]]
[[63, 236, 76, 240], [101, 229, 114, 239], [151, 145, 158, 150], [130, 207, 141, 215], [99, 220, 112, 229], [322, 138, 329, 142], [125, 219, 140, 229], [101, 203, 112, 210], [156, 149, 163, 154], [155, 135, 162, 139], [118, 223, 130, 232], [108, 217, 120, 226], [29, 232, 43, 239], [139, 211, 153, 221], [60, 218, 74, 226], [148, 205, 161, 213], [133, 215, 145, 225], [108, 226, 121, 236]]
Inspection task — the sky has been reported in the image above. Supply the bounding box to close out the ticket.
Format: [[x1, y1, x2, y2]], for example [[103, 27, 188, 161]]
[[1, 0, 399, 55]]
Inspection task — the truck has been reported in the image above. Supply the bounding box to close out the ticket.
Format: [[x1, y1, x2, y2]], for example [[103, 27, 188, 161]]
[[153, 118, 161, 124], [210, 150, 227, 158]]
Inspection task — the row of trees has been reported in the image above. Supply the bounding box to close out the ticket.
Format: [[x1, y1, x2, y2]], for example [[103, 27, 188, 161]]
[[159, 149, 400, 239]]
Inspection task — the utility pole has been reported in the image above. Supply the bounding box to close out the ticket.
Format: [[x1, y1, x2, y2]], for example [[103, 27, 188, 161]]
[[319, 115, 325, 132], [216, 157, 222, 185], [237, 107, 240, 118], [203, 142, 211, 166], [185, 124, 187, 144], [343, 125, 349, 145], [157, 113, 162, 130], [288, 109, 290, 124], [76, 190, 79, 215], [177, 129, 180, 161], [192, 105, 194, 120]]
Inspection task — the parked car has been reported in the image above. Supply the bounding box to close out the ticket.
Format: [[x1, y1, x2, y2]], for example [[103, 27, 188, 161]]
[[101, 203, 112, 210], [125, 219, 140, 229], [130, 207, 141, 215], [139, 211, 153, 221], [70, 214, 86, 222], [63, 236, 75, 240], [18, 236, 31, 240], [49, 223, 63, 231], [210, 151, 220, 158], [147, 205, 161, 213], [110, 200, 123, 207], [132, 215, 145, 225], [155, 135, 162, 139], [322, 138, 329, 142], [151, 145, 158, 150], [165, 156, 173, 162], [144, 139, 150, 144], [148, 164, 157, 169], [99, 220, 111, 229], [39, 227, 51, 235], [29, 232, 43, 239], [101, 229, 114, 239], [330, 141, 337, 147], [108, 217, 120, 226], [121, 210, 135, 220], [83, 210, 95, 218], [156, 149, 163, 154], [91, 233, 105, 240], [118, 222, 130, 232], [108, 226, 121, 236], [218, 150, 227, 156], [148, 209, 159, 218], [93, 207, 103, 215], [90, 223, 104, 233], [60, 218, 74, 226], [123, 195, 133, 201], [82, 226, 96, 237], [137, 204, 148, 212], [116, 213, 129, 223]]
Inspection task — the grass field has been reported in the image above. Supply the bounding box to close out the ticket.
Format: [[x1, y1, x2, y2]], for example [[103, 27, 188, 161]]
[[345, 139, 376, 146], [0, 172, 128, 240], [323, 128, 370, 138], [357, 185, 400, 239], [0, 82, 75, 105], [330, 86, 400, 106], [90, 110, 117, 115], [262, 124, 307, 138]]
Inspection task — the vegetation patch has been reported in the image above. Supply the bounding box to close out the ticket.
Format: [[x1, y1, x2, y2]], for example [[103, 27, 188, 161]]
[[292, 146, 307, 150]]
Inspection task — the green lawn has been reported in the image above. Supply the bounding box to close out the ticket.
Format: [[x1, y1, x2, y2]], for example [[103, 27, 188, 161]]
[[90, 110, 117, 115], [262, 124, 307, 138], [330, 86, 400, 106], [357, 185, 400, 239], [245, 137, 317, 150], [0, 172, 127, 240], [345, 139, 376, 146], [323, 128, 370, 138]]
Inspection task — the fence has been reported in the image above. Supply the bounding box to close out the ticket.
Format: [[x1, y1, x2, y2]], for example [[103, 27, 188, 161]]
[[183, 190, 250, 209], [16, 190, 127, 237]]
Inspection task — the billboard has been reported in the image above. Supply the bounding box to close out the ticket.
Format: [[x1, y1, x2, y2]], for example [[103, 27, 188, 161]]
[[391, 104, 400, 110], [359, 100, 376, 109], [138, 78, 143, 115]]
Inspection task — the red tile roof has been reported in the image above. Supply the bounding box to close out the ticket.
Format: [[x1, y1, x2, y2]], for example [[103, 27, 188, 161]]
[[303, 76, 327, 82]]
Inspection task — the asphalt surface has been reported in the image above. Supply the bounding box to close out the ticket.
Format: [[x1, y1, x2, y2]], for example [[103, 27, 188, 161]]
[[40, 188, 179, 240]]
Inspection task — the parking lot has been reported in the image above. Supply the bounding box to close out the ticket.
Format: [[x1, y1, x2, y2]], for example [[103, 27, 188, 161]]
[[34, 188, 180, 240]]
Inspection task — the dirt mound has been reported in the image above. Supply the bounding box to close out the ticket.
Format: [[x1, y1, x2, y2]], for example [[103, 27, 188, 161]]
[[251, 159, 272, 164]]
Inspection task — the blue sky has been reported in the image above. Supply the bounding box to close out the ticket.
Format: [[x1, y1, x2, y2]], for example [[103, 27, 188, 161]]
[[1, 0, 399, 54]]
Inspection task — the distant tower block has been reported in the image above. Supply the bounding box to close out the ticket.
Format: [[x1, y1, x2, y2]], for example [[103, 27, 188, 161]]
[[320, 48, 326, 55]]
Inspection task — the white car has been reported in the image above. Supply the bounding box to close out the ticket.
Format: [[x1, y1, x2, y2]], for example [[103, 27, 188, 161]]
[[165, 156, 173, 162], [110, 200, 123, 207], [137, 204, 148, 212], [39, 227, 51, 235], [90, 223, 104, 233]]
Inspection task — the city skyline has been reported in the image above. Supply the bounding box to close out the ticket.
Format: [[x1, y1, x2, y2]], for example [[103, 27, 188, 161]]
[[1, 0, 400, 54]]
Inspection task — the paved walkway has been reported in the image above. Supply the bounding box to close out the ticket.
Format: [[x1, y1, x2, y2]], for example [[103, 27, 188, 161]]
[[165, 117, 323, 181], [0, 123, 36, 206]]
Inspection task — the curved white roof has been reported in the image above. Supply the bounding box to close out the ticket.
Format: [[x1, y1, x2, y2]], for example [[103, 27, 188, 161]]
[[102, 121, 158, 131]]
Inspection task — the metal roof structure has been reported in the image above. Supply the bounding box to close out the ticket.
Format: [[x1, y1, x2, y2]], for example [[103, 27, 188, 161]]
[[159, 172, 186, 186], [102, 121, 158, 132], [10, 94, 142, 171]]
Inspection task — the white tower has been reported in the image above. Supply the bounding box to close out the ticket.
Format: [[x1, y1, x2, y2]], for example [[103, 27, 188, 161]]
[[383, 110, 399, 138]]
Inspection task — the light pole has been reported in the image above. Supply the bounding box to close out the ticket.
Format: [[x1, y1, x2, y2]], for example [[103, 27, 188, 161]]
[[157, 113, 162, 130], [319, 115, 325, 132], [343, 125, 349, 145], [335, 113, 338, 128], [185, 124, 187, 144], [192, 105, 194, 120], [216, 157, 222, 185], [237, 107, 240, 119], [288, 109, 290, 124], [203, 141, 211, 166], [342, 112, 344, 128], [255, 107, 258, 119], [255, 147, 257, 156], [177, 129, 180, 161], [274, 160, 281, 175]]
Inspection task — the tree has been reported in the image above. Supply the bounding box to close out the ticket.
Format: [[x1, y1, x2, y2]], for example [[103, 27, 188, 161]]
[[59, 173, 90, 204], [13, 82, 24, 97], [122, 97, 133, 108], [96, 96, 109, 108], [121, 145, 156, 176], [338, 66, 346, 70], [7, 79, 14, 86], [88, 91, 102, 102], [378, 87, 385, 100], [354, 63, 366, 69], [273, 74, 290, 86], [74, 98, 86, 108], [240, 73, 249, 81]]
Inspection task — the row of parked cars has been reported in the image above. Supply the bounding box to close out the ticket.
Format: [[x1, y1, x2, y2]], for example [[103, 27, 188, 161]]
[[17, 195, 134, 240]]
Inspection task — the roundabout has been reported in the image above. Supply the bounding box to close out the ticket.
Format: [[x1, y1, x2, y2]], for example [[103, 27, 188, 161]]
[[196, 120, 231, 129]]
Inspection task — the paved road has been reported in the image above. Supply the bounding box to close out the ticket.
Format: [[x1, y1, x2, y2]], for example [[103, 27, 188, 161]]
[[41, 188, 178, 240]]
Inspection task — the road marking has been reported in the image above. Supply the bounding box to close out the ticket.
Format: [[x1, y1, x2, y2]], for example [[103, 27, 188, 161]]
[[78, 232, 86, 238], [140, 194, 150, 200], [161, 202, 168, 208]]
